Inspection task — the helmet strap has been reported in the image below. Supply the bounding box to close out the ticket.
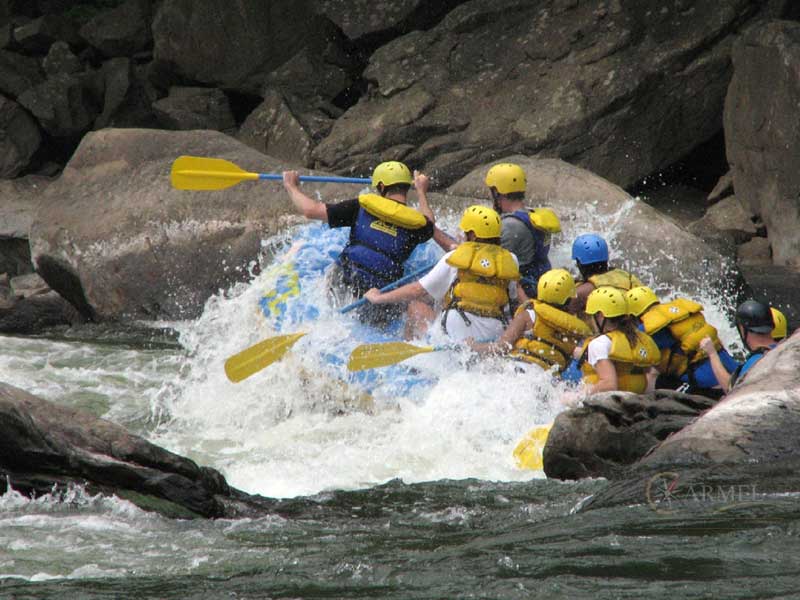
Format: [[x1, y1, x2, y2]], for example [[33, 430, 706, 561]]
[[594, 314, 606, 333]]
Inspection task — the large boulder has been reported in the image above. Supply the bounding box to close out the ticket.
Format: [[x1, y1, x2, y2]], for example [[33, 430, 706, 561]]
[[151, 0, 314, 94], [0, 381, 274, 518], [448, 157, 739, 293], [313, 0, 783, 187], [543, 390, 717, 481], [580, 331, 800, 510], [28, 128, 362, 321], [724, 20, 800, 268]]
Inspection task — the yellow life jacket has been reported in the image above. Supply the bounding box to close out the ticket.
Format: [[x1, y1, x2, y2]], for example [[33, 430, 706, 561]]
[[510, 300, 592, 371], [580, 329, 661, 394], [358, 193, 427, 229], [640, 298, 722, 376], [587, 269, 642, 291], [444, 242, 520, 318]]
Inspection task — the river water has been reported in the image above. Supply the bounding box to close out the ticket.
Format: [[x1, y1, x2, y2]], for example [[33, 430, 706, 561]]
[[2, 215, 799, 598]]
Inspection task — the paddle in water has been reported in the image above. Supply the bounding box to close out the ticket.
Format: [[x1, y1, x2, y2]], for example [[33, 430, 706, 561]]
[[224, 333, 307, 383], [170, 156, 370, 191]]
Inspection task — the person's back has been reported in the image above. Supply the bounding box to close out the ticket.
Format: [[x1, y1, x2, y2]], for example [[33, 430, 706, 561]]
[[568, 233, 641, 316], [485, 163, 560, 298], [626, 286, 737, 398]]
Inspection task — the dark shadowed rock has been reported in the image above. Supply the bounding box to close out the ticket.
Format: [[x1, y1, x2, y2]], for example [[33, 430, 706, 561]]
[[724, 20, 800, 268], [316, 0, 424, 40], [151, 0, 313, 94], [0, 381, 275, 518], [0, 49, 43, 98], [79, 0, 152, 58], [313, 0, 780, 187], [0, 94, 40, 177], [152, 86, 235, 132], [17, 72, 99, 137], [93, 56, 131, 129], [13, 13, 79, 54], [42, 40, 81, 75], [0, 289, 83, 332], [449, 157, 739, 294], [28, 128, 362, 321], [543, 390, 717, 481]]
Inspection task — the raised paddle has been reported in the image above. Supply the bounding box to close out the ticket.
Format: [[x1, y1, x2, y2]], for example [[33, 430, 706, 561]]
[[224, 332, 307, 383], [171, 156, 371, 191], [512, 423, 553, 470]]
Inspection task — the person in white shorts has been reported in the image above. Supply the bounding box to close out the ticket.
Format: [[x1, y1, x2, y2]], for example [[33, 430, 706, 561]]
[[364, 205, 520, 342]]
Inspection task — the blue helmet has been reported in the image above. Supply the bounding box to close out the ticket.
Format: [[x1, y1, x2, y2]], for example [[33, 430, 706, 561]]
[[572, 233, 609, 265]]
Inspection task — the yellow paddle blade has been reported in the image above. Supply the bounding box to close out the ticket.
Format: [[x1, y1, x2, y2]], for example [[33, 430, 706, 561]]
[[512, 423, 553, 470], [347, 342, 436, 371], [224, 333, 306, 383], [171, 156, 260, 191]]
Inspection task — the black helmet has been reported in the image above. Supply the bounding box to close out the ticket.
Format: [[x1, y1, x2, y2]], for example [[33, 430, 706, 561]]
[[735, 300, 774, 333]]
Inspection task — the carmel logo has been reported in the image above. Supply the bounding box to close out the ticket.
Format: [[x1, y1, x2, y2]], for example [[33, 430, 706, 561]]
[[480, 258, 492, 268], [646, 471, 759, 514]]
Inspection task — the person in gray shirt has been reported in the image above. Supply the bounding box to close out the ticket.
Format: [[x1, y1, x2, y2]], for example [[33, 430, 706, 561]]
[[485, 163, 561, 301]]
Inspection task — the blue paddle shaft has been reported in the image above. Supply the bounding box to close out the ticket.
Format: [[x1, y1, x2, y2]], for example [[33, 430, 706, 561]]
[[259, 173, 370, 184], [340, 263, 436, 314]]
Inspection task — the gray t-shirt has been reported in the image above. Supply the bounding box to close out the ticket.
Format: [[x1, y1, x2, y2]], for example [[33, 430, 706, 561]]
[[501, 214, 536, 266]]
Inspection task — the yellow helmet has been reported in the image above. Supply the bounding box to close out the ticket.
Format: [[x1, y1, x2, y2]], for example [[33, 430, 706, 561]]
[[771, 307, 787, 340], [371, 161, 413, 188], [626, 286, 660, 317], [459, 205, 502, 238], [485, 163, 526, 194], [537, 269, 576, 306], [586, 286, 628, 318]]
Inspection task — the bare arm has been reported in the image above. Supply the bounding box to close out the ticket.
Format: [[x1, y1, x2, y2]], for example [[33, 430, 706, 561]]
[[586, 359, 618, 394], [431, 225, 458, 252], [699, 336, 731, 392], [364, 281, 429, 305], [413, 171, 434, 224], [469, 309, 532, 355], [282, 170, 328, 221]]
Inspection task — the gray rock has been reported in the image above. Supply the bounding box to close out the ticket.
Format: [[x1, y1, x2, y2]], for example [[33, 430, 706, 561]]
[[0, 94, 41, 177], [237, 90, 318, 167], [543, 390, 717, 481], [316, 0, 423, 40], [151, 0, 313, 94], [0, 381, 274, 518], [738, 263, 800, 331], [707, 170, 734, 204], [9, 272, 48, 297], [28, 128, 358, 321], [448, 157, 738, 295], [79, 0, 152, 58], [313, 0, 780, 188], [737, 236, 771, 266], [17, 72, 99, 137], [724, 20, 800, 267], [42, 40, 81, 76], [0, 49, 43, 99], [152, 86, 235, 132], [687, 195, 757, 246], [0, 289, 83, 333]]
